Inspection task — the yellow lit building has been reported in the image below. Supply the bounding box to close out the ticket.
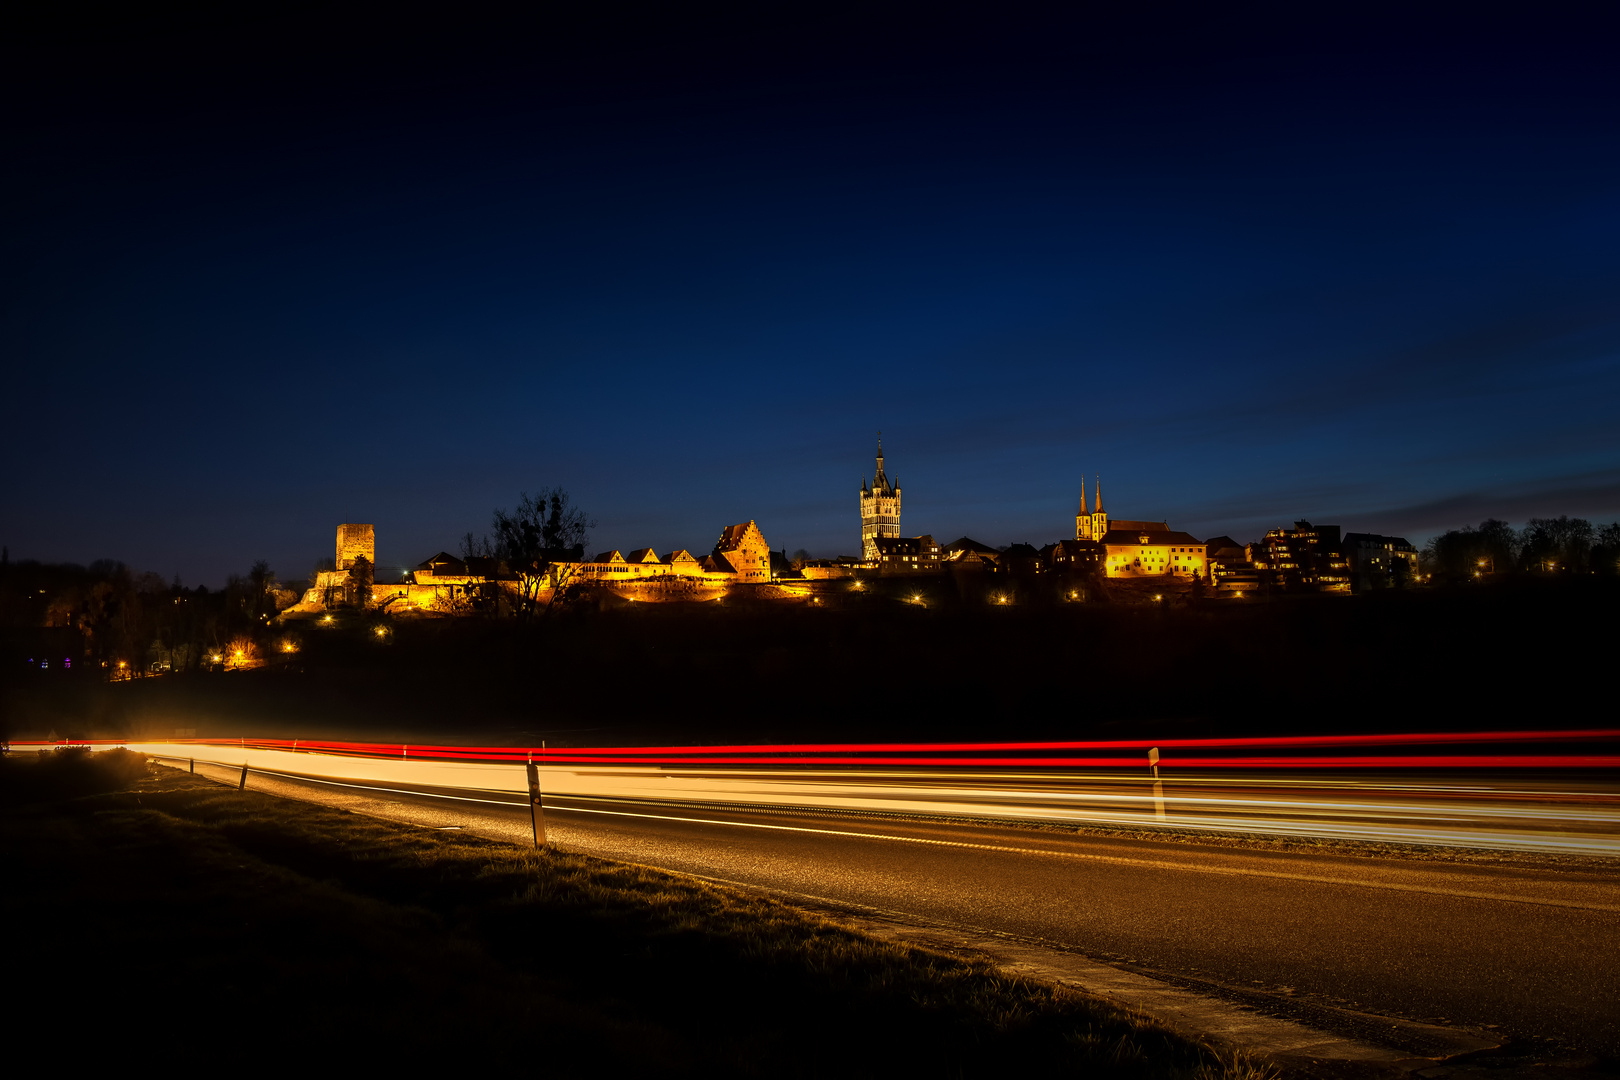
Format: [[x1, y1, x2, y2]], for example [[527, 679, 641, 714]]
[[552, 520, 774, 588], [1101, 523, 1209, 579], [1075, 479, 1207, 579]]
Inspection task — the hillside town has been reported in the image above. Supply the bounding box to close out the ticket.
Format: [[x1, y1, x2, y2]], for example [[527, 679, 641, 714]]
[[8, 438, 1613, 682], [296, 438, 1424, 619]]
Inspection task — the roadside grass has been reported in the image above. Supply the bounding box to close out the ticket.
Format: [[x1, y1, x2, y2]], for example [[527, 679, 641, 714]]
[[2, 752, 1273, 1078], [0, 744, 149, 804]]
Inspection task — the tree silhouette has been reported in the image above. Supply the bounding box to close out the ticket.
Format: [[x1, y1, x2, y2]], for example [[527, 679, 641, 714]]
[[348, 555, 374, 609], [481, 488, 593, 621]]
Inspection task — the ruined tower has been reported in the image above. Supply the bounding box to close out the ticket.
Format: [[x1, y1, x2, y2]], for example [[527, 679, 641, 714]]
[[860, 436, 901, 561], [336, 524, 375, 571]]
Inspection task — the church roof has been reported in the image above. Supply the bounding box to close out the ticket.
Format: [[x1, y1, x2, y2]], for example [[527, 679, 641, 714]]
[[1102, 529, 1205, 547], [1109, 519, 1170, 532]]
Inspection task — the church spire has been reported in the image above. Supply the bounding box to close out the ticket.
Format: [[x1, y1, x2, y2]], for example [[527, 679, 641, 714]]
[[860, 431, 901, 560]]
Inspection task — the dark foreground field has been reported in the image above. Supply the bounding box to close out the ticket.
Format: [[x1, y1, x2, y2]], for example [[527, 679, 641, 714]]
[[1, 749, 1260, 1078], [5, 577, 1613, 747]]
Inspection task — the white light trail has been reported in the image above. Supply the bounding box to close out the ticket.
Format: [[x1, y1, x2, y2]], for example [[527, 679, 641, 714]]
[[109, 741, 1620, 857]]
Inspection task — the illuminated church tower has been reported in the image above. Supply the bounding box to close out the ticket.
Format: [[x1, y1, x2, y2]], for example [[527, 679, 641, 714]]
[[860, 435, 901, 560], [1075, 476, 1108, 541]]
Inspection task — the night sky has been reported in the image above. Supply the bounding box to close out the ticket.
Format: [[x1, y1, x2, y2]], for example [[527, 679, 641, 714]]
[[6, 7, 1619, 586]]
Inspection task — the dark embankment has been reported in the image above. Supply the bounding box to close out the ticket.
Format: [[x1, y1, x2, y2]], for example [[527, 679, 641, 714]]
[[0, 751, 1258, 1078], [4, 577, 1612, 746]]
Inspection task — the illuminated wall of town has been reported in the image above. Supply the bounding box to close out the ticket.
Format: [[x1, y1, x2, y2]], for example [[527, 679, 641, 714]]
[[304, 447, 1420, 616]]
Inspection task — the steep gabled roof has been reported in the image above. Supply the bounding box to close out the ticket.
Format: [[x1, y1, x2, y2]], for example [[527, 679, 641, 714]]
[[591, 550, 625, 564], [943, 537, 999, 556], [716, 520, 765, 552], [701, 552, 738, 574], [664, 549, 697, 564], [624, 548, 661, 564], [416, 552, 465, 573]]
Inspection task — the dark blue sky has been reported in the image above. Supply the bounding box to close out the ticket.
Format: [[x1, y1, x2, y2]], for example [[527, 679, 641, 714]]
[[5, 7, 1619, 585]]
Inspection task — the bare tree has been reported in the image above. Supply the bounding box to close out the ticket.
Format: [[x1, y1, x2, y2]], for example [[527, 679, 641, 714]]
[[479, 488, 593, 621]]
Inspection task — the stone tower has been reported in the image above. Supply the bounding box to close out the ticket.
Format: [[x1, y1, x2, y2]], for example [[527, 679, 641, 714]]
[[336, 524, 375, 571], [860, 435, 901, 560]]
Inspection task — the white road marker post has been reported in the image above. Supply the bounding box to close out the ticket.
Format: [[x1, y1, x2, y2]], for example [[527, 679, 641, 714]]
[[526, 750, 546, 849], [238, 762, 249, 790], [1148, 746, 1165, 820]]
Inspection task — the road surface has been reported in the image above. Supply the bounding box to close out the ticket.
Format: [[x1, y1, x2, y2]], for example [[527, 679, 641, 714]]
[[139, 746, 1620, 1059]]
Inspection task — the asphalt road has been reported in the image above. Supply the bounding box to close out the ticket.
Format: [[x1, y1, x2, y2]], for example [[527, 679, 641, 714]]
[[194, 760, 1620, 1058]]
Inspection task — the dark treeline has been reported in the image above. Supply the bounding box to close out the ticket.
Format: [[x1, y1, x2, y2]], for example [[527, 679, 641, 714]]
[[8, 576, 1613, 746], [1424, 516, 1620, 579], [0, 555, 289, 686]]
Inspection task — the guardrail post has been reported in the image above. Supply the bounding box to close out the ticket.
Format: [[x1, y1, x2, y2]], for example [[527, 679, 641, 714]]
[[239, 762, 249, 790], [189, 758, 195, 773], [1148, 746, 1165, 820], [526, 754, 546, 849]]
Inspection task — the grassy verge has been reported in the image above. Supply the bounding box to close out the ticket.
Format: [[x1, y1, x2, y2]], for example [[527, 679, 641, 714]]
[[2, 751, 1269, 1078]]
